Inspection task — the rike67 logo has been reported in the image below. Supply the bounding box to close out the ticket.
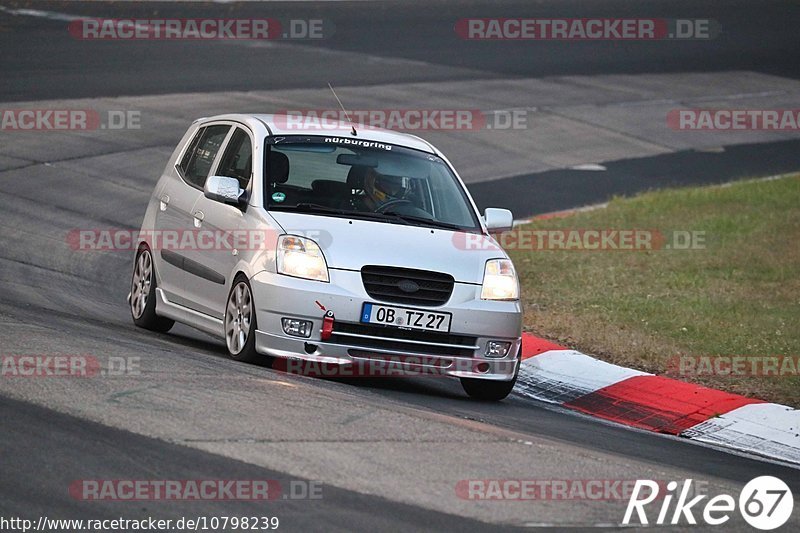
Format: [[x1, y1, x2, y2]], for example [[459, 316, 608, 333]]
[[624, 476, 794, 530]]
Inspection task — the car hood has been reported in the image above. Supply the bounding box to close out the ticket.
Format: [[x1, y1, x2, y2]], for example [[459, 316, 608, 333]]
[[268, 211, 506, 284]]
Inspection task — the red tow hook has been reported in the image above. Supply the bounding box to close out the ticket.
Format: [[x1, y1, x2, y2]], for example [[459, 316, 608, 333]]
[[321, 310, 335, 341]]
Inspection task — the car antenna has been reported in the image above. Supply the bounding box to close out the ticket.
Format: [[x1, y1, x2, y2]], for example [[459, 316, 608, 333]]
[[328, 82, 357, 136]]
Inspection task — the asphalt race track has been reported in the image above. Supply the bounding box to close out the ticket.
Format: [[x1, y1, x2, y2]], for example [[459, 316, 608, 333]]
[[0, 1, 799, 531]]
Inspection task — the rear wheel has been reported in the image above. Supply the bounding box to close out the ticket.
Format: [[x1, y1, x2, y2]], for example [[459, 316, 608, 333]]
[[224, 276, 261, 364], [130, 246, 174, 333], [460, 353, 520, 401]]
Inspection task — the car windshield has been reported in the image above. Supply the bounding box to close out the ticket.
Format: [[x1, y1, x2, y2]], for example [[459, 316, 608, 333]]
[[264, 136, 480, 231]]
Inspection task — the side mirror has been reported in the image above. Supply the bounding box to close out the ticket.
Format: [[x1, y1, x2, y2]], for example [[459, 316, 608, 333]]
[[483, 208, 513, 233], [204, 176, 246, 207]]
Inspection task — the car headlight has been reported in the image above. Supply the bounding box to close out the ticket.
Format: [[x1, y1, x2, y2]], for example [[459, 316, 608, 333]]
[[277, 235, 329, 282], [480, 259, 519, 300]]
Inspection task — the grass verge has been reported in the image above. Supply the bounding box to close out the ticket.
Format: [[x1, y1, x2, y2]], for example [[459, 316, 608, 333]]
[[510, 174, 800, 407]]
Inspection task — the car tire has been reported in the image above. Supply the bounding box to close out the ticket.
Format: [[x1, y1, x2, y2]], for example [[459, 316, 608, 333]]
[[460, 351, 520, 401], [130, 246, 175, 333], [224, 275, 263, 364]]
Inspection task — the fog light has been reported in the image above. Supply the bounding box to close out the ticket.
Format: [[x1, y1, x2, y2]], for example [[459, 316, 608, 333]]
[[485, 341, 511, 358], [282, 318, 313, 338]]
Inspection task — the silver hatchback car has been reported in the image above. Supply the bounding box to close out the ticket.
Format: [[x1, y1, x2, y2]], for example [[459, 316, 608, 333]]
[[129, 114, 522, 400]]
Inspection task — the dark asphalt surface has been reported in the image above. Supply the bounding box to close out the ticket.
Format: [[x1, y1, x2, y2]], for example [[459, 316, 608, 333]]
[[2, 295, 798, 529], [470, 139, 800, 215], [1, 1, 799, 531], [3, 0, 798, 217], [1, 0, 798, 101], [0, 396, 507, 532]]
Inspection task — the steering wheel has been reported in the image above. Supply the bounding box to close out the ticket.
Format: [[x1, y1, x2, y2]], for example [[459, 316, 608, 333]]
[[376, 199, 413, 214]]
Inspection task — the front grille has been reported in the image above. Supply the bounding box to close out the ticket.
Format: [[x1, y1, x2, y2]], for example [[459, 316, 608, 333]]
[[329, 321, 478, 357], [361, 265, 454, 306]]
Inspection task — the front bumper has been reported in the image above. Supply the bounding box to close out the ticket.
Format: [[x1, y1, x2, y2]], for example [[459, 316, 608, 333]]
[[250, 268, 522, 380]]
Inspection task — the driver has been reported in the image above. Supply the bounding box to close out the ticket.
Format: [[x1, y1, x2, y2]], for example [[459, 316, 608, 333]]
[[361, 167, 410, 212]]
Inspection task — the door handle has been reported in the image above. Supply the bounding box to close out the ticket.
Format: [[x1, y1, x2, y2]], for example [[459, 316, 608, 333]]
[[159, 195, 170, 211], [193, 210, 204, 228]]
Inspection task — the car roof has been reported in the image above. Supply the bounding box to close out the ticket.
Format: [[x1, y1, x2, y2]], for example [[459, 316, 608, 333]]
[[196, 113, 438, 154]]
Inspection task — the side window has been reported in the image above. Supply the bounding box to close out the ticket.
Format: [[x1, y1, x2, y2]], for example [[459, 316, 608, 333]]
[[178, 130, 202, 175], [216, 128, 253, 189], [181, 125, 230, 188]]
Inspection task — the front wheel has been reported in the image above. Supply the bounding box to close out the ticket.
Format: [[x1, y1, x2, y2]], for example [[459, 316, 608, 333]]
[[224, 276, 261, 364], [130, 246, 174, 333], [460, 358, 519, 401]]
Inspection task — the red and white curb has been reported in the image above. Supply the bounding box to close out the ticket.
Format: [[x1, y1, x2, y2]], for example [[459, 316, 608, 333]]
[[517, 333, 800, 466]]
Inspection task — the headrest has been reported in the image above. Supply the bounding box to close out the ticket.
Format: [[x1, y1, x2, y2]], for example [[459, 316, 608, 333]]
[[346, 165, 369, 189], [268, 151, 290, 184]]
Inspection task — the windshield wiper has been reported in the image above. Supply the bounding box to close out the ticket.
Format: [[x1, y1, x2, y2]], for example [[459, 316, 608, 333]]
[[290, 203, 353, 216], [276, 203, 466, 231], [380, 212, 465, 231], [278, 203, 409, 224]]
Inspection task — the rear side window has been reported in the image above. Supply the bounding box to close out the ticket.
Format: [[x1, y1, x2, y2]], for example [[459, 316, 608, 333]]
[[179, 125, 230, 188]]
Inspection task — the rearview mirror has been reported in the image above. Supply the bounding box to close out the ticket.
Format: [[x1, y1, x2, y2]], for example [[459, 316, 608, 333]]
[[204, 176, 246, 207], [336, 153, 379, 168], [484, 208, 513, 232]]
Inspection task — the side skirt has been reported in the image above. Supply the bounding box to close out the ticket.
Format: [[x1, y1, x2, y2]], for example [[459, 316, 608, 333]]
[[155, 288, 224, 338]]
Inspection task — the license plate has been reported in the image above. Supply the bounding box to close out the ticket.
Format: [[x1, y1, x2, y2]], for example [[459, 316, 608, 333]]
[[361, 303, 451, 333]]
